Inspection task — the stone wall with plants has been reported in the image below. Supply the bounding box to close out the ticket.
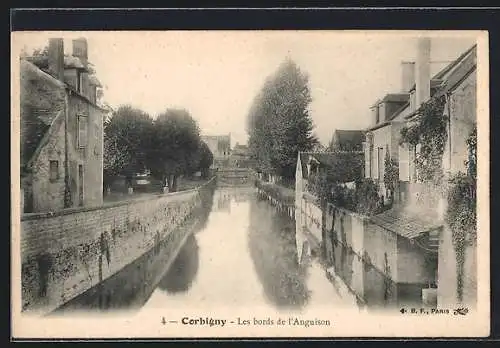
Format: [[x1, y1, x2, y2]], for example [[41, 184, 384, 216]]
[[400, 88, 477, 306], [20, 178, 216, 315]]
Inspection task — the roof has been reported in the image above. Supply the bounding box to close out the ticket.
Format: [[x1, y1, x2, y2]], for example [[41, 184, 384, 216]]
[[369, 207, 442, 239], [20, 60, 66, 170], [331, 130, 365, 150], [435, 46, 476, 97], [433, 44, 477, 80], [26, 54, 88, 71], [298, 151, 364, 182], [381, 93, 410, 103], [408, 44, 477, 92]]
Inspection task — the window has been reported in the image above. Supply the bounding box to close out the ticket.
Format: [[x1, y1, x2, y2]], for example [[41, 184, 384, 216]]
[[78, 115, 88, 148], [77, 71, 82, 93], [49, 160, 59, 181]]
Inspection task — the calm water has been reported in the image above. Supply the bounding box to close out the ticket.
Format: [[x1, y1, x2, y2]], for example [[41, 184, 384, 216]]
[[54, 187, 357, 315]]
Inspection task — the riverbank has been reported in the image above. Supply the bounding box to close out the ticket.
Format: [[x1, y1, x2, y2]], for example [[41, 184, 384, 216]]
[[255, 180, 295, 206], [20, 178, 216, 315], [104, 177, 211, 203]]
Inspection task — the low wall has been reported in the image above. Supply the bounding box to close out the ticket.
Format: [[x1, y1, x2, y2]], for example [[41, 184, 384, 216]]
[[20, 178, 216, 315], [297, 192, 434, 309], [255, 181, 295, 219]]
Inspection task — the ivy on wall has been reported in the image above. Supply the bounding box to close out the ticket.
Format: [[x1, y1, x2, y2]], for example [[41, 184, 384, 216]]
[[445, 126, 477, 303], [383, 145, 399, 204], [400, 95, 448, 185]]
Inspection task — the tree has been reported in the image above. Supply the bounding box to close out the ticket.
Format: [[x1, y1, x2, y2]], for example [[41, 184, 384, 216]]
[[103, 105, 153, 187], [198, 141, 214, 178], [247, 58, 318, 180], [147, 108, 200, 192]]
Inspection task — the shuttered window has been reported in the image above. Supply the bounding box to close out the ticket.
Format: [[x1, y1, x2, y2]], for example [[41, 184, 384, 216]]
[[399, 144, 410, 181], [78, 114, 88, 148], [408, 144, 416, 182], [364, 142, 371, 178]]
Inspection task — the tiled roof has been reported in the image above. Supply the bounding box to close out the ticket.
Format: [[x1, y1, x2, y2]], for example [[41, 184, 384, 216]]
[[435, 46, 476, 96], [331, 130, 365, 150], [369, 207, 442, 240], [20, 60, 66, 170], [381, 93, 410, 103], [26, 55, 87, 71]]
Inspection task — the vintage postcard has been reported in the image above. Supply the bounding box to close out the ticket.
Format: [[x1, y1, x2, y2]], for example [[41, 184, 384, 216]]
[[11, 30, 490, 339]]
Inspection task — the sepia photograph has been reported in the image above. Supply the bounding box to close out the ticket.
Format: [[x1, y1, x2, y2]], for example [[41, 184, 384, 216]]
[[11, 29, 489, 338]]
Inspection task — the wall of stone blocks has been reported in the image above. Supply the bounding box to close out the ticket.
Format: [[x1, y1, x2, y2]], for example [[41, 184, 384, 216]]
[[20, 179, 215, 315]]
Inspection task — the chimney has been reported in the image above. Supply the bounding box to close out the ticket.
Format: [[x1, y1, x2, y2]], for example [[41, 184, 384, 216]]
[[401, 61, 415, 93], [72, 37, 88, 67], [48, 38, 64, 81], [72, 38, 90, 98], [415, 37, 431, 107]]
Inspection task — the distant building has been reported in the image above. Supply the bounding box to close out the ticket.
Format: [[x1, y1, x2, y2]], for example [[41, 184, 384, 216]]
[[201, 134, 231, 169], [228, 143, 253, 168], [20, 37, 105, 213], [329, 129, 365, 152]]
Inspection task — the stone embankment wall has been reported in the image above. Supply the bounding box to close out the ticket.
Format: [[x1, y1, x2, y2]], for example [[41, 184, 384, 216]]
[[20, 178, 216, 315]]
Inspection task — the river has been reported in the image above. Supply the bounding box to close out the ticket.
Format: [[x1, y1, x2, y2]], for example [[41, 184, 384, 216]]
[[53, 187, 358, 316]]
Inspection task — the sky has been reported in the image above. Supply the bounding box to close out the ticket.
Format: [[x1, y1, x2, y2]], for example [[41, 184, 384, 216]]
[[14, 31, 478, 147]]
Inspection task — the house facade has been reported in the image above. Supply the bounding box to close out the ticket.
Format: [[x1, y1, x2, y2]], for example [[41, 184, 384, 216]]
[[201, 134, 231, 169], [20, 37, 105, 213], [361, 37, 478, 307]]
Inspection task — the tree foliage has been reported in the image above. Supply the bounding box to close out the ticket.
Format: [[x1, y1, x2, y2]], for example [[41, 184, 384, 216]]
[[247, 58, 318, 179], [102, 105, 154, 190], [146, 108, 201, 191]]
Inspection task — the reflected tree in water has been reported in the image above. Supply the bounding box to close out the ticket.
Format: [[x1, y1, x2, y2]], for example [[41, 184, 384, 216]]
[[158, 234, 199, 294], [247, 199, 310, 309]]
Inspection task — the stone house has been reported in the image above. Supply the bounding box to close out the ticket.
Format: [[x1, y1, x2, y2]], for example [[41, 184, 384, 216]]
[[20, 37, 105, 213], [200, 134, 231, 169], [361, 38, 478, 306]]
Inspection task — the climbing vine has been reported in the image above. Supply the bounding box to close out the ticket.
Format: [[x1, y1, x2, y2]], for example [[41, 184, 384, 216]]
[[383, 145, 399, 204], [445, 126, 477, 303], [400, 95, 448, 185]]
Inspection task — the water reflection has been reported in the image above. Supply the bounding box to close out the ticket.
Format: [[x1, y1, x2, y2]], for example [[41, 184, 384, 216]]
[[157, 234, 199, 294], [50, 183, 215, 315], [52, 185, 354, 315], [247, 199, 310, 309]]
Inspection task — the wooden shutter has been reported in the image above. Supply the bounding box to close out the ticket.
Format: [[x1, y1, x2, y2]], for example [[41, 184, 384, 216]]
[[373, 147, 379, 179], [78, 115, 88, 148], [399, 144, 410, 181]]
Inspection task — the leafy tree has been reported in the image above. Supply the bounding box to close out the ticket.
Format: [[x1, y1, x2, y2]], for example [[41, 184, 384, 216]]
[[198, 141, 214, 178], [147, 108, 200, 192], [103, 105, 154, 186], [247, 58, 318, 179]]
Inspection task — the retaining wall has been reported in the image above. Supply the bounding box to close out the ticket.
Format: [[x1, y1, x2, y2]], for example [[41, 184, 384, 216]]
[[20, 178, 216, 315]]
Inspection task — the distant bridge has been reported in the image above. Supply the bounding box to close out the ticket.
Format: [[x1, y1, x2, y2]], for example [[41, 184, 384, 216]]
[[215, 168, 256, 187]]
